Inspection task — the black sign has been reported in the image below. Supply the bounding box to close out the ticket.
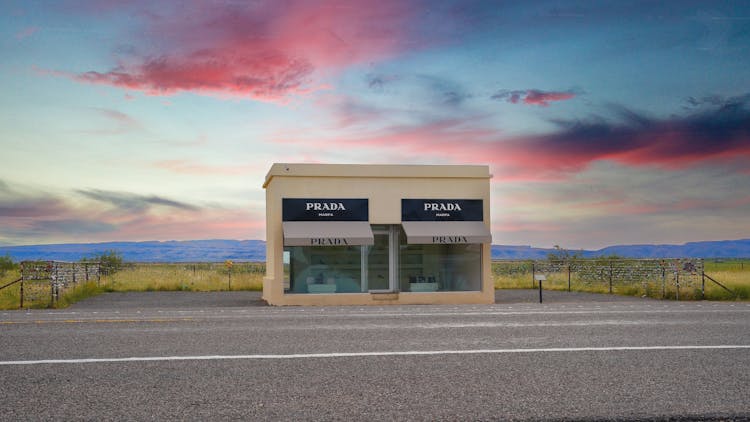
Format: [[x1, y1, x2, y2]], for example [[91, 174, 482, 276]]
[[283, 198, 368, 221], [402, 199, 483, 221]]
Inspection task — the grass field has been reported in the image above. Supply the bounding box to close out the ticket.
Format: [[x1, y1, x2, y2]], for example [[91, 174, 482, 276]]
[[0, 263, 264, 310], [0, 269, 22, 310], [104, 262, 264, 292], [493, 259, 750, 301]]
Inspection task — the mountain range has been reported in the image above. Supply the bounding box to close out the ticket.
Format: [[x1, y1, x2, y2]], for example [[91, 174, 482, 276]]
[[1, 239, 749, 262]]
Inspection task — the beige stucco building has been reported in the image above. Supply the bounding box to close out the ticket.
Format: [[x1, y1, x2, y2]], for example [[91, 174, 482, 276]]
[[262, 163, 493, 306]]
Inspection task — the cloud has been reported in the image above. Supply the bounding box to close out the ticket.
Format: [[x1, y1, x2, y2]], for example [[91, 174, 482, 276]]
[[418, 75, 473, 107], [683, 93, 750, 110], [79, 108, 143, 134], [0, 181, 68, 217], [323, 73, 476, 129], [30, 219, 117, 235], [366, 73, 473, 106], [0, 181, 265, 245], [0, 196, 68, 218], [76, 55, 315, 100], [366, 73, 400, 90], [278, 97, 750, 180], [531, 101, 750, 169], [77, 189, 200, 212], [70, 0, 423, 100], [485, 100, 750, 178], [492, 89, 577, 106], [94, 108, 140, 127]]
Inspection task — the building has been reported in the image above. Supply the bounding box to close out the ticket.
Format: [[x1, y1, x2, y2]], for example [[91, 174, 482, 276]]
[[262, 163, 493, 305]]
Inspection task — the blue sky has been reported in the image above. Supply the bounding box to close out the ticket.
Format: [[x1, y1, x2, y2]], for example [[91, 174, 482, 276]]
[[1, 0, 749, 249]]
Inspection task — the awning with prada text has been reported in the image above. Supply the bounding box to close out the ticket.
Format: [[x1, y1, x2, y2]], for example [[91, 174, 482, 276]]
[[282, 221, 375, 246], [401, 221, 492, 244]]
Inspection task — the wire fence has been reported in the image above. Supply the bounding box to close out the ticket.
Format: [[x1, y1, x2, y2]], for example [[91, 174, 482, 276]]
[[15, 261, 101, 308], [133, 262, 266, 274], [493, 258, 708, 300]]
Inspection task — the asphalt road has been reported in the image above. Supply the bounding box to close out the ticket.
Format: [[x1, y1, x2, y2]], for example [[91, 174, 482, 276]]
[[1, 291, 749, 421]]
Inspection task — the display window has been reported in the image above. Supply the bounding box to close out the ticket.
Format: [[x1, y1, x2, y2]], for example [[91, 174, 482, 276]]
[[285, 245, 363, 293], [399, 234, 481, 292], [285, 225, 481, 294]]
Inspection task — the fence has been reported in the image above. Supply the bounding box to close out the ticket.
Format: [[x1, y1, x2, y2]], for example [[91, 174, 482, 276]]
[[15, 261, 100, 308], [493, 258, 712, 300], [103, 261, 265, 291]]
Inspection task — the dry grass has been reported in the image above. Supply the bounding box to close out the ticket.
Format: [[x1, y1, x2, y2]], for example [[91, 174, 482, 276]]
[[0, 263, 265, 310], [102, 263, 264, 292], [493, 260, 749, 301], [700, 270, 750, 300], [0, 269, 22, 309]]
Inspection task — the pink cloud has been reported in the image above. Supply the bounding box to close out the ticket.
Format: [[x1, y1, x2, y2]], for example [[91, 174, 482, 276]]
[[72, 1, 420, 100], [492, 89, 577, 107], [115, 208, 266, 241], [523, 90, 576, 106]]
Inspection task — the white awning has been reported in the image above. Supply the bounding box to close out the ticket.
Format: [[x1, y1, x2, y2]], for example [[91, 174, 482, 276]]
[[282, 221, 374, 246], [401, 221, 492, 244]]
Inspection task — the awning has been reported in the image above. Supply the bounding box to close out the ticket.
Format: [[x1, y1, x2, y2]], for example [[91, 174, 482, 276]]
[[401, 221, 492, 244], [282, 221, 374, 246]]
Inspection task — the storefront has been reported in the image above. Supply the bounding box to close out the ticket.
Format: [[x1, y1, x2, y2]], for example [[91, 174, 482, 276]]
[[262, 163, 493, 305]]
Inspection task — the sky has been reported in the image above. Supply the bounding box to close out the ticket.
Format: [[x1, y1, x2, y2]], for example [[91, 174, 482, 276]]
[[1, 0, 749, 249]]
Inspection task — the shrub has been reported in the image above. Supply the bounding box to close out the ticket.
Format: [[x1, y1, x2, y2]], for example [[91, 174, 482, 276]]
[[82, 250, 123, 275], [0, 254, 17, 278]]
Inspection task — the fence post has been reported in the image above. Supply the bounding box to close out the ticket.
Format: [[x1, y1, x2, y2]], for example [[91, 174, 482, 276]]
[[20, 280, 24, 309], [675, 270, 680, 301], [539, 279, 543, 303], [701, 272, 705, 300], [609, 263, 613, 294], [51, 264, 57, 307], [568, 264, 571, 292], [531, 262, 536, 289], [662, 267, 666, 299]]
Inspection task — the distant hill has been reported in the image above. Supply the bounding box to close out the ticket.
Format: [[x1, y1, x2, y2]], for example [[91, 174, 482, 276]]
[[492, 239, 750, 260], [1, 238, 748, 262], [0, 240, 266, 262]]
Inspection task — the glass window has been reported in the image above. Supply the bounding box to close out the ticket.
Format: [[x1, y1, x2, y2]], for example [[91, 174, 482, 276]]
[[399, 230, 481, 292], [285, 245, 362, 293]]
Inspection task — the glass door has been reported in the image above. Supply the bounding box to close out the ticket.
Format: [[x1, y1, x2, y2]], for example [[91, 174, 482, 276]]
[[366, 225, 398, 292]]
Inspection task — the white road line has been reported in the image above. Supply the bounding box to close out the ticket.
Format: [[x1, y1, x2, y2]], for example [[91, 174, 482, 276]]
[[2, 345, 749, 366], [6, 308, 750, 320]]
